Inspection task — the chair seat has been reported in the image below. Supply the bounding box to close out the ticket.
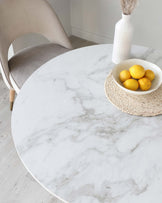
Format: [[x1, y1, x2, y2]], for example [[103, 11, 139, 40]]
[[9, 43, 69, 90]]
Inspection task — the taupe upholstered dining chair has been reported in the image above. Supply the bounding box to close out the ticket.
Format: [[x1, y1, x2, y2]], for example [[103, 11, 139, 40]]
[[0, 0, 72, 110]]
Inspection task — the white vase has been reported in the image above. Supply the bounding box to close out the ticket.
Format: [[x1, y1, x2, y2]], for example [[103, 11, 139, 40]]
[[112, 14, 133, 64]]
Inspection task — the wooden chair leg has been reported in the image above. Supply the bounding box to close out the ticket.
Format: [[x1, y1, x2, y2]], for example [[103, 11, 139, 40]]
[[10, 89, 15, 111]]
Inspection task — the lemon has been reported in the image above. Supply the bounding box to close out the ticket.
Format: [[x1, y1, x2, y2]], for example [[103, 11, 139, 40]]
[[129, 65, 145, 79], [123, 79, 139, 91], [138, 77, 151, 91], [119, 70, 131, 82], [145, 69, 155, 81]]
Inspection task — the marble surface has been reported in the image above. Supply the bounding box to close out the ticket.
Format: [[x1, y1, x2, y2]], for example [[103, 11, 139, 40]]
[[12, 44, 162, 203]]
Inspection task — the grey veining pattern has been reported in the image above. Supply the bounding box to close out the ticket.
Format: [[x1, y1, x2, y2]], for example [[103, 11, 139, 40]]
[[12, 44, 162, 203]]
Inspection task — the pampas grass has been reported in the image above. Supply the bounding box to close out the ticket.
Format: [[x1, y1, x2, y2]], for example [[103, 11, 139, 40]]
[[120, 0, 137, 15]]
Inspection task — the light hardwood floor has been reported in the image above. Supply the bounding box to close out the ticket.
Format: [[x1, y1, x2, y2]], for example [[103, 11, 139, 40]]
[[0, 36, 96, 203]]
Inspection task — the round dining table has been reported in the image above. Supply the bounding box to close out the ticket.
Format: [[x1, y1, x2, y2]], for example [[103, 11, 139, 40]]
[[12, 44, 162, 203]]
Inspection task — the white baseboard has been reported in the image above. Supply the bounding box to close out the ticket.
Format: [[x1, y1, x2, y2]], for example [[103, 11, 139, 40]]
[[71, 26, 113, 44]]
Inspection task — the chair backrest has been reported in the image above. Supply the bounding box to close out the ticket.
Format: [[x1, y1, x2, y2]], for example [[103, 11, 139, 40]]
[[0, 0, 72, 88]]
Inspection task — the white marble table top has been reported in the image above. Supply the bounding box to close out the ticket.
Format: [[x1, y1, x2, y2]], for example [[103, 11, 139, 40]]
[[12, 44, 162, 203]]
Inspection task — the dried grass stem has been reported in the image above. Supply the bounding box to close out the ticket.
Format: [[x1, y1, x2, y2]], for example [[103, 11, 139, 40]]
[[120, 0, 137, 15]]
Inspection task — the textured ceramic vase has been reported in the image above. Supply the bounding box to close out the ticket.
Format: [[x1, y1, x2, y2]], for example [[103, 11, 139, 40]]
[[112, 14, 133, 64]]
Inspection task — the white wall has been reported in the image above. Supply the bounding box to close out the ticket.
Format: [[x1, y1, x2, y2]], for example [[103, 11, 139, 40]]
[[13, 0, 71, 53], [49, 0, 71, 36], [71, 0, 120, 44], [10, 0, 162, 53], [70, 0, 162, 51]]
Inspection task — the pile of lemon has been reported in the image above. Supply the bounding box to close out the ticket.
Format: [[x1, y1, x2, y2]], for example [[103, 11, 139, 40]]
[[119, 65, 155, 91]]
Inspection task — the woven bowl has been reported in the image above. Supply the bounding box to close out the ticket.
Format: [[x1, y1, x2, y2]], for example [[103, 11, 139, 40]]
[[112, 59, 162, 95]]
